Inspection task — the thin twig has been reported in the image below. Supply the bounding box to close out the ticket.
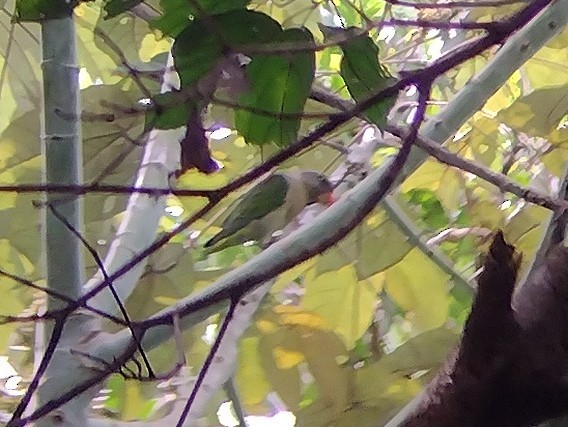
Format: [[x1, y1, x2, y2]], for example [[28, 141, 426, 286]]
[[47, 204, 155, 378], [10, 318, 67, 421], [387, 124, 568, 211], [92, 26, 153, 100], [175, 299, 237, 427], [0, 268, 127, 325]]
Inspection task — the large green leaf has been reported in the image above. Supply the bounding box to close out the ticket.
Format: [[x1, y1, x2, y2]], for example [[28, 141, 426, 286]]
[[164, 10, 279, 133], [301, 265, 382, 347], [172, 10, 281, 89], [340, 35, 395, 130], [145, 91, 193, 130], [235, 28, 315, 146], [290, 326, 350, 426], [316, 209, 412, 279], [103, 0, 142, 18], [236, 337, 271, 407], [504, 204, 550, 276], [300, 328, 457, 426], [94, 6, 156, 66], [258, 329, 302, 411], [0, 85, 144, 265], [347, 327, 457, 425], [15, 0, 76, 21], [81, 84, 145, 228], [152, 0, 251, 37], [323, 27, 396, 130], [385, 248, 450, 332], [172, 11, 315, 145], [497, 86, 568, 137]]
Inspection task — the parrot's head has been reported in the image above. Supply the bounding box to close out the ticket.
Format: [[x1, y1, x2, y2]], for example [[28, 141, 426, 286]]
[[301, 171, 335, 206]]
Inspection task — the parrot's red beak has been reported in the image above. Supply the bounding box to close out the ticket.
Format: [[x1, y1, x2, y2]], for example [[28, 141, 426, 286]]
[[318, 192, 335, 206]]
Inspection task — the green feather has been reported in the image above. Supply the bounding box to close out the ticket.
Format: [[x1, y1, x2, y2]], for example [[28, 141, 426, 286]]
[[204, 174, 288, 247]]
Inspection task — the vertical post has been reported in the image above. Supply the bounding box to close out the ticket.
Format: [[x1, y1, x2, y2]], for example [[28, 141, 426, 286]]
[[40, 17, 84, 311]]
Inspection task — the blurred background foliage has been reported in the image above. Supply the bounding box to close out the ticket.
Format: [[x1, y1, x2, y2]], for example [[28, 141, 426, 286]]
[[1, 0, 568, 425]]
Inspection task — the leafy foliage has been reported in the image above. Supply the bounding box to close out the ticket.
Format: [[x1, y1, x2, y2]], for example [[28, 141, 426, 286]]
[[170, 10, 316, 146], [2, 0, 568, 425], [15, 0, 78, 20], [322, 26, 397, 131], [152, 0, 252, 37], [234, 28, 315, 146], [103, 0, 142, 19]]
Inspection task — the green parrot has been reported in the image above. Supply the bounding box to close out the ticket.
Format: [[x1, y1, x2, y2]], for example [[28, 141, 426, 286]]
[[204, 170, 335, 250]]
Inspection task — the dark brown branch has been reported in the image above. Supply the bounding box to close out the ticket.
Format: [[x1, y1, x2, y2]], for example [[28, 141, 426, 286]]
[[10, 318, 67, 422], [0, 268, 127, 325], [175, 299, 237, 426], [0, 183, 211, 197], [388, 124, 568, 212], [374, 18, 496, 31], [47, 204, 155, 378], [11, 338, 140, 427], [309, 89, 568, 213]]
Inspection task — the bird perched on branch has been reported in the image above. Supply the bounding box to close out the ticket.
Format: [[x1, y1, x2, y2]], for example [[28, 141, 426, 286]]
[[204, 170, 335, 250]]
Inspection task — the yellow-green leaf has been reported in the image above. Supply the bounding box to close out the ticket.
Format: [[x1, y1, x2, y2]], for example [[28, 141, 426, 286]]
[[236, 337, 271, 406], [302, 265, 379, 347], [385, 249, 450, 332]]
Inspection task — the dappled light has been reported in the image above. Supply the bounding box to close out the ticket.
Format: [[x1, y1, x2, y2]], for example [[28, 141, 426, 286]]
[[0, 0, 568, 426]]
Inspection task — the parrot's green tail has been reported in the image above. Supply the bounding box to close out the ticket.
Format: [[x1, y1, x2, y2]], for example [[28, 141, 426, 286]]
[[204, 233, 223, 248]]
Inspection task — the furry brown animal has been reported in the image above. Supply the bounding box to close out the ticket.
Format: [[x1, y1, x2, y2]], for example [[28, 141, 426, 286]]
[[401, 231, 568, 427]]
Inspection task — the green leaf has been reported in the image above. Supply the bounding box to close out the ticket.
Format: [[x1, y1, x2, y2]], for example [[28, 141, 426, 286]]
[[504, 204, 550, 276], [353, 328, 458, 404], [235, 28, 315, 146], [15, 0, 76, 21], [173, 11, 315, 146], [172, 10, 281, 89], [152, 0, 251, 37], [94, 8, 157, 66], [326, 27, 396, 130], [80, 84, 145, 212], [385, 248, 450, 332], [497, 86, 568, 137], [104, 375, 156, 420], [405, 189, 450, 229], [236, 337, 271, 407], [146, 91, 193, 130], [258, 329, 302, 411], [301, 265, 381, 347], [103, 0, 142, 18], [290, 326, 350, 425], [316, 210, 412, 279]]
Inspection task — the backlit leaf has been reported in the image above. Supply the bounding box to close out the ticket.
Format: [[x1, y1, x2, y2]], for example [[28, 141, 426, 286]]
[[235, 28, 315, 146], [302, 265, 379, 347], [385, 249, 450, 332], [152, 0, 251, 37], [236, 337, 271, 406], [323, 27, 396, 130]]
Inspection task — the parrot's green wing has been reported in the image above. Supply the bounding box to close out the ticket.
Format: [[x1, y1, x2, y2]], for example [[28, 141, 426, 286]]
[[204, 174, 289, 247]]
